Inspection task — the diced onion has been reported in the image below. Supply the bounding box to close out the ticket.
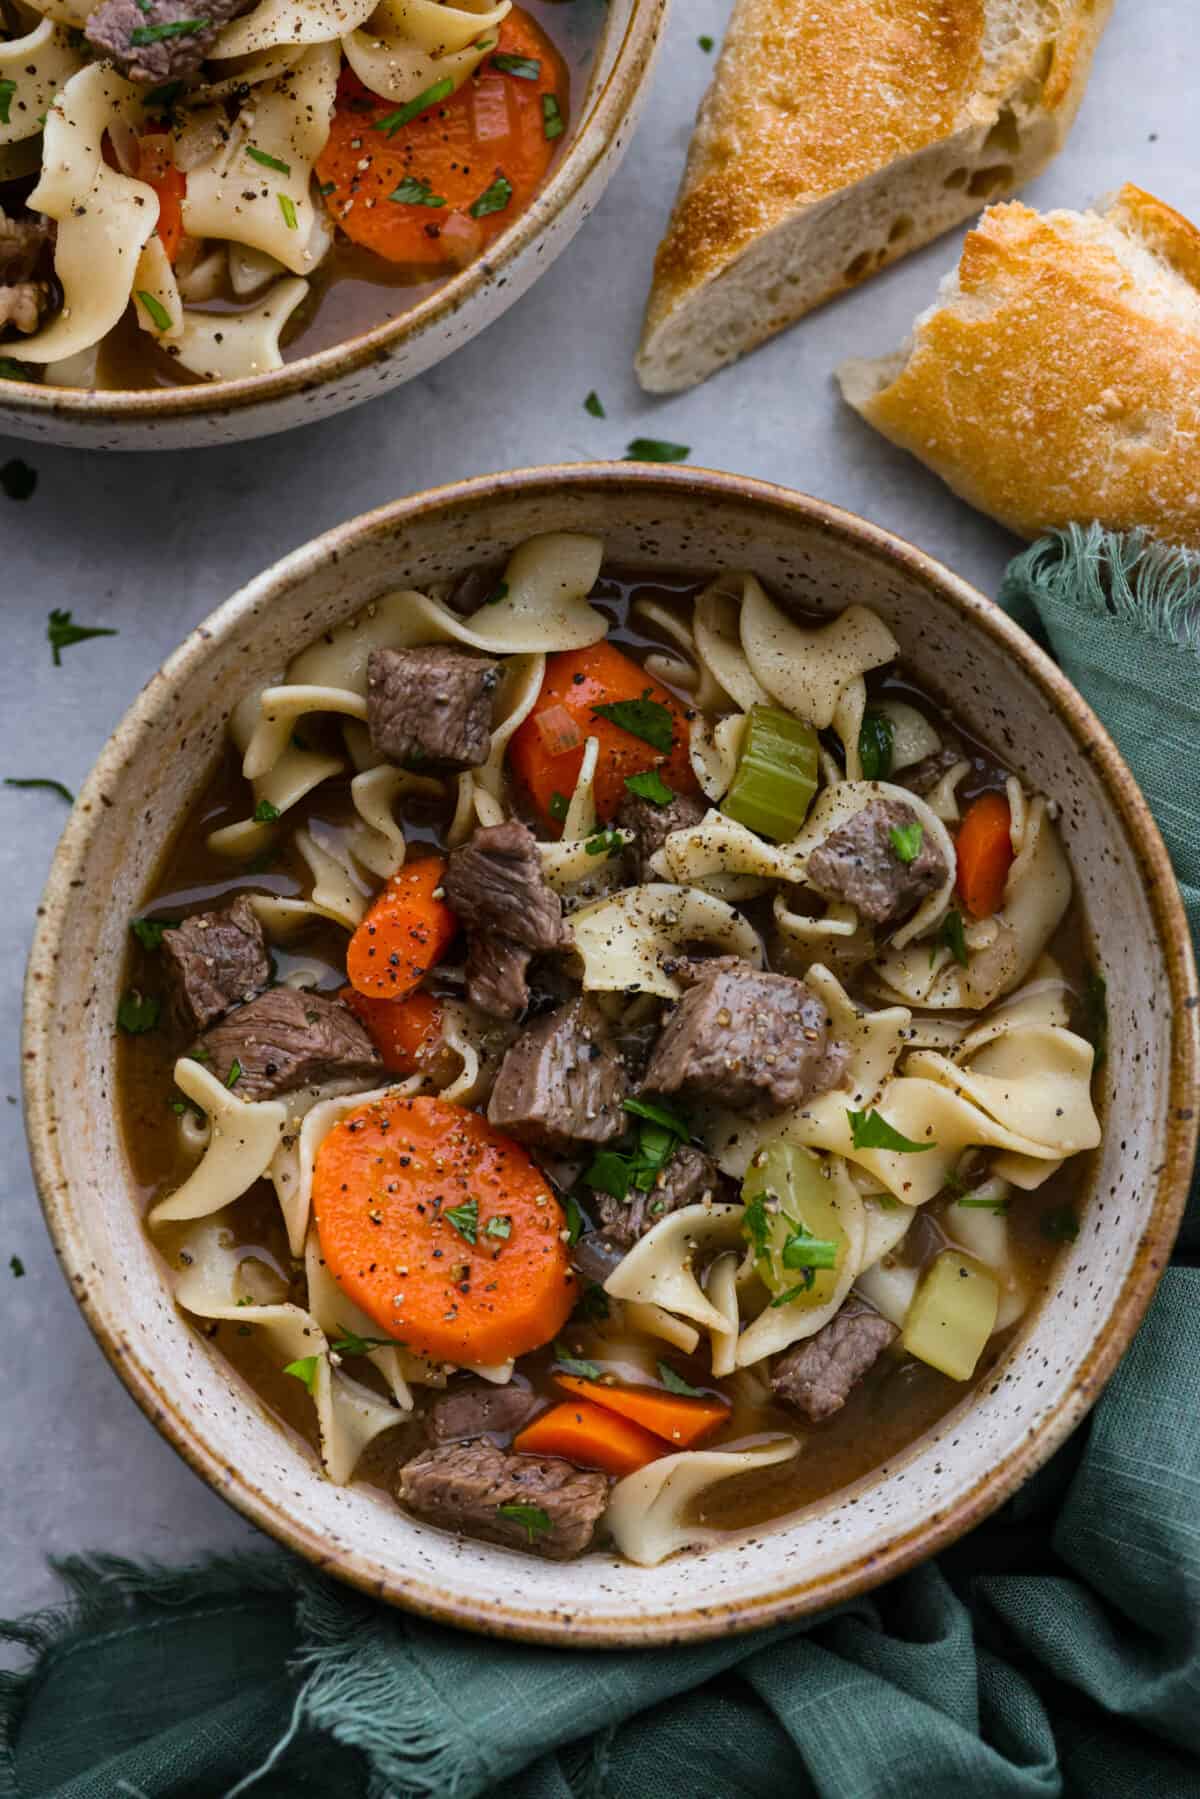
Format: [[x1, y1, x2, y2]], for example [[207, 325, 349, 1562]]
[[534, 703, 584, 758]]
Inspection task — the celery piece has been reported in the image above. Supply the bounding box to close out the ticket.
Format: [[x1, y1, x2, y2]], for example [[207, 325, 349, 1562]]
[[722, 704, 819, 841], [901, 1249, 999, 1381], [741, 1139, 846, 1310]]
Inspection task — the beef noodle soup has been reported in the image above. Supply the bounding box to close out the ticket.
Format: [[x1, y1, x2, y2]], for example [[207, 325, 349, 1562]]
[[0, 0, 595, 389], [119, 534, 1104, 1566]]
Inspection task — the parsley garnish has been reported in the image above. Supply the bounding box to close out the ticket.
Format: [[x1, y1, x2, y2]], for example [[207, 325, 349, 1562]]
[[541, 94, 564, 140], [698, 33, 714, 50], [225, 1059, 242, 1089], [483, 581, 509, 605], [548, 790, 570, 822], [0, 358, 29, 380], [2, 459, 37, 502], [484, 1214, 512, 1241], [144, 80, 183, 113], [469, 173, 512, 218], [278, 193, 298, 230], [130, 17, 209, 42], [584, 828, 624, 857], [741, 1191, 770, 1259], [376, 76, 455, 135], [117, 991, 160, 1034], [330, 1327, 395, 1356], [624, 438, 690, 463], [657, 1360, 704, 1396], [554, 1340, 600, 1380], [5, 777, 73, 803], [858, 710, 893, 780], [934, 908, 969, 969], [562, 1193, 585, 1246], [623, 769, 674, 806], [388, 175, 446, 207], [136, 290, 172, 333], [956, 1192, 1011, 1212], [586, 1097, 689, 1204], [771, 1280, 815, 1307], [10, 1254, 24, 1277], [0, 80, 15, 126], [846, 1108, 935, 1153], [246, 145, 291, 175], [492, 51, 539, 78], [1084, 970, 1107, 1068], [591, 695, 674, 753], [584, 390, 605, 417], [444, 1197, 478, 1244], [888, 820, 923, 863], [584, 1149, 631, 1201], [253, 798, 281, 823], [47, 609, 116, 667], [623, 1096, 689, 1139], [283, 1355, 320, 1393], [574, 1280, 609, 1322], [1041, 1205, 1079, 1243], [781, 1226, 838, 1270], [497, 1501, 551, 1543]]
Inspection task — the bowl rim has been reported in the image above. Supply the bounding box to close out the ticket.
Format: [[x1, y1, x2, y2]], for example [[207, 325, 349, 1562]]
[[23, 463, 1200, 1646], [0, 0, 663, 426]]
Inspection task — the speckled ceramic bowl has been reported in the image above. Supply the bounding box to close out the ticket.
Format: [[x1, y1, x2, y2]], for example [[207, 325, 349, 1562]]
[[24, 466, 1198, 1644], [0, 2, 666, 452]]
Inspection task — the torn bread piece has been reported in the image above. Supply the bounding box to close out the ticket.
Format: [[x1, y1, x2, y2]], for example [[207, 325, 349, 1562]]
[[838, 186, 1200, 546], [636, 0, 1112, 394]]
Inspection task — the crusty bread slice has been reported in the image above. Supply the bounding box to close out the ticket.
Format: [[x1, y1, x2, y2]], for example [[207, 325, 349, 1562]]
[[636, 0, 1112, 394], [838, 186, 1200, 545]]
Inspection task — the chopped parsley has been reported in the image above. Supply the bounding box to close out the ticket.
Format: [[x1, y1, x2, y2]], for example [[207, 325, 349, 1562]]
[[5, 777, 73, 803], [541, 94, 564, 140], [956, 1192, 1011, 1212], [0, 80, 14, 126], [1041, 1204, 1079, 1244], [770, 1281, 815, 1308], [497, 1501, 551, 1543], [253, 798, 281, 823], [888, 820, 924, 863], [846, 1107, 935, 1153], [584, 1149, 632, 1201], [376, 76, 455, 135], [10, 1255, 24, 1278], [858, 710, 894, 780], [469, 173, 513, 218], [224, 1059, 242, 1089], [444, 1197, 478, 1244], [934, 907, 969, 969], [130, 17, 209, 43], [2, 459, 37, 502], [388, 175, 446, 207], [698, 33, 714, 51], [781, 1226, 838, 1270], [623, 1096, 689, 1139], [47, 609, 117, 667], [584, 390, 605, 418], [554, 1340, 600, 1380], [283, 1355, 320, 1393], [587, 1100, 688, 1201], [492, 51, 539, 78], [741, 1191, 771, 1260], [278, 193, 298, 230], [624, 438, 690, 464], [117, 991, 160, 1035], [584, 828, 624, 858], [657, 1361, 704, 1397], [574, 1280, 610, 1322], [246, 145, 291, 175], [144, 80, 183, 113], [591, 695, 674, 753], [624, 769, 675, 806], [0, 359, 29, 380], [136, 290, 172, 333], [330, 1327, 395, 1356], [1084, 970, 1107, 1068], [548, 790, 570, 822], [484, 1214, 512, 1241]]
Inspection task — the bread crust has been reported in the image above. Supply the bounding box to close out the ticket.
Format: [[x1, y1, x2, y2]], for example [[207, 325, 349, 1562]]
[[636, 0, 1112, 393], [839, 187, 1200, 547]]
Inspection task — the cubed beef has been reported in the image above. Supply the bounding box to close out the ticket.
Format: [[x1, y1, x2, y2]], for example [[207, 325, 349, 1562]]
[[429, 1381, 541, 1444], [596, 1143, 730, 1249], [770, 1303, 898, 1422], [642, 958, 849, 1113], [366, 645, 500, 773], [488, 996, 629, 1150], [398, 1439, 608, 1559], [616, 788, 707, 882], [898, 746, 966, 798], [161, 895, 271, 1035], [85, 0, 254, 83], [197, 989, 381, 1100], [805, 798, 948, 927], [445, 821, 571, 1019], [0, 283, 51, 335], [0, 208, 54, 337]]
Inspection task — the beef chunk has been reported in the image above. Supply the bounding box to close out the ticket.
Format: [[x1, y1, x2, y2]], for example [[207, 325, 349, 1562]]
[[161, 895, 271, 1035], [429, 1381, 541, 1444], [898, 745, 966, 798], [596, 1143, 729, 1249], [366, 645, 500, 773], [643, 958, 849, 1113], [488, 996, 629, 1150], [197, 989, 381, 1100], [398, 1439, 608, 1559], [805, 798, 948, 928], [616, 788, 707, 882], [445, 821, 571, 1019], [0, 282, 51, 335], [771, 1303, 898, 1422], [0, 208, 54, 338], [85, 0, 254, 83]]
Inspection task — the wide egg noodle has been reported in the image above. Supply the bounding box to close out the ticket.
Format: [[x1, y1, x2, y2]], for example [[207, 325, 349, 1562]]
[[149, 1060, 287, 1226], [344, 0, 508, 106], [740, 578, 899, 730], [688, 711, 747, 803], [183, 44, 338, 275], [705, 1252, 740, 1379], [132, 236, 183, 343], [0, 19, 85, 149], [209, 689, 344, 859], [732, 1155, 866, 1366], [692, 579, 770, 712], [243, 685, 368, 781], [569, 882, 763, 999], [607, 1438, 801, 1567], [10, 64, 158, 365], [302, 1226, 442, 1405], [213, 0, 377, 59], [603, 1204, 746, 1333], [631, 594, 729, 715], [623, 1301, 701, 1357]]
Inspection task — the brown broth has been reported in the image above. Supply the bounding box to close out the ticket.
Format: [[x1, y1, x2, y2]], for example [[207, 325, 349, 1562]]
[[118, 569, 1099, 1543]]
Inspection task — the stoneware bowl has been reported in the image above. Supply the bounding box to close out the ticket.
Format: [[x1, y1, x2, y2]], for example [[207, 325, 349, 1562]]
[[24, 465, 1199, 1644], [0, 1, 666, 453]]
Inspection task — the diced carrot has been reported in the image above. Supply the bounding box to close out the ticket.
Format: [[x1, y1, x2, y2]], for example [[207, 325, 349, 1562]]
[[555, 1373, 728, 1448], [137, 133, 187, 264], [513, 1398, 664, 1477], [346, 857, 457, 999], [956, 792, 1015, 918], [339, 985, 444, 1076], [313, 1093, 575, 1364], [315, 7, 569, 270], [508, 641, 699, 832]]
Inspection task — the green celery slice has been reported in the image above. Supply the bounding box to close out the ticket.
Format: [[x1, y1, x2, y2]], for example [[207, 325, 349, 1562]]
[[722, 704, 818, 841]]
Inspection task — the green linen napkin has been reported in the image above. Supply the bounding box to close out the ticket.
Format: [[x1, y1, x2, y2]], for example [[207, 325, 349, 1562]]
[[4, 525, 1198, 1799]]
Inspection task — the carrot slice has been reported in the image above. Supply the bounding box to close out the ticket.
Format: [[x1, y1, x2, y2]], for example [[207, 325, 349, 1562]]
[[137, 133, 187, 264], [955, 792, 1015, 919], [346, 857, 457, 999], [339, 986, 444, 1076], [313, 1093, 575, 1364], [514, 1398, 664, 1477], [508, 641, 699, 832], [555, 1373, 728, 1448], [315, 7, 569, 269]]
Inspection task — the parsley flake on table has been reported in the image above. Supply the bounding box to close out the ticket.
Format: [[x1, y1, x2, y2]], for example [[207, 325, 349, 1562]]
[[4, 777, 73, 803], [47, 609, 117, 667]]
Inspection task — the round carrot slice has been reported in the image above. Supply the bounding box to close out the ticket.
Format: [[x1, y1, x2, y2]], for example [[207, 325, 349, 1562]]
[[338, 986, 446, 1077], [345, 856, 458, 999], [313, 1093, 575, 1364]]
